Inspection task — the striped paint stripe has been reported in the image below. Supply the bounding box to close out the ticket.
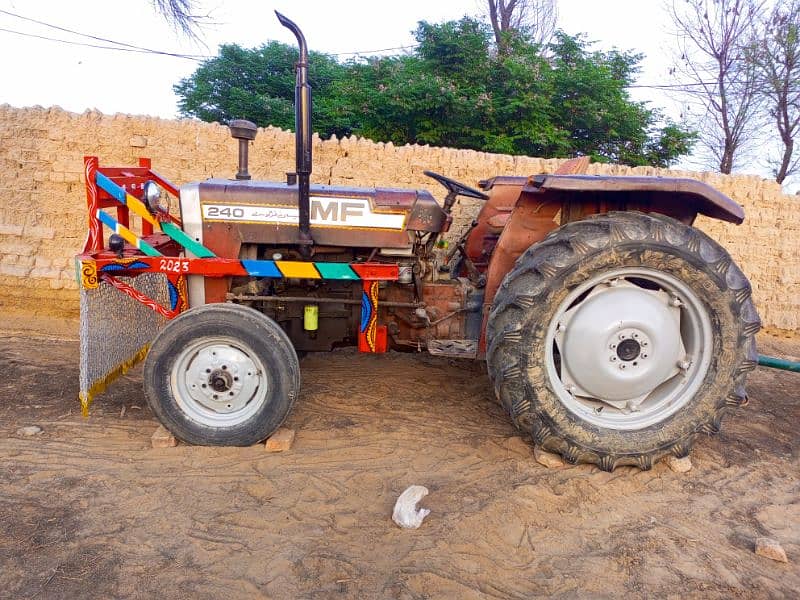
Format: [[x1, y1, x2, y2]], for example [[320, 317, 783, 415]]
[[89, 257, 399, 281], [276, 261, 321, 279], [95, 172, 160, 228], [96, 210, 162, 257], [161, 222, 216, 258], [96, 172, 219, 257], [241, 260, 282, 277], [315, 262, 359, 280]]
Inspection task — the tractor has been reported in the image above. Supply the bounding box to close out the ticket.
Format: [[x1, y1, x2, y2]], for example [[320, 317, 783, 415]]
[[76, 12, 760, 471]]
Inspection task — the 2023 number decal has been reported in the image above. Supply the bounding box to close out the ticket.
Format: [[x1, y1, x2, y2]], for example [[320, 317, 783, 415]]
[[159, 258, 189, 273]]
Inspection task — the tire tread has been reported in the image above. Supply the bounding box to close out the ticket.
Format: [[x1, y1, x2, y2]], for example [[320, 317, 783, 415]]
[[486, 211, 761, 470]]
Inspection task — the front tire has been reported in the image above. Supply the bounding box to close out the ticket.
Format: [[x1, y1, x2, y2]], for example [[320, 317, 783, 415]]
[[143, 303, 300, 446], [486, 212, 760, 471]]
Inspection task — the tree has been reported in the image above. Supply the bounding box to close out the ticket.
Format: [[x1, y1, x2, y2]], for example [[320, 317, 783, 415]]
[[753, 1, 800, 184], [174, 17, 695, 168], [173, 43, 356, 138], [485, 0, 558, 51], [546, 32, 696, 166], [667, 0, 765, 173]]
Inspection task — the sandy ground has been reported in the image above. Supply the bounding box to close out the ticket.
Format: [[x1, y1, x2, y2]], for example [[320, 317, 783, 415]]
[[0, 323, 798, 599]]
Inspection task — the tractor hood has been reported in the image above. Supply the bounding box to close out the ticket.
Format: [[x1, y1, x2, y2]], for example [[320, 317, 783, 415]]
[[184, 178, 447, 249]]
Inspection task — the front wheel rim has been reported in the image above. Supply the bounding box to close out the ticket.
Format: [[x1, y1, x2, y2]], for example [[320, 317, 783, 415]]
[[171, 336, 269, 427], [544, 266, 713, 431]]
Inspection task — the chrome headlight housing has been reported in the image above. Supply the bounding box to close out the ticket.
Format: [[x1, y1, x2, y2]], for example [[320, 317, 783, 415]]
[[143, 181, 168, 214]]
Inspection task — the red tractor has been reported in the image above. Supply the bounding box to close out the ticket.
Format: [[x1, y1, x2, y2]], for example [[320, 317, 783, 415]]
[[76, 13, 759, 470]]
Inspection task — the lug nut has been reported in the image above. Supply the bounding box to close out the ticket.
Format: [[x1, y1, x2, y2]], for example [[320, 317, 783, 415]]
[[610, 356, 617, 362], [619, 364, 627, 370], [619, 334, 626, 340]]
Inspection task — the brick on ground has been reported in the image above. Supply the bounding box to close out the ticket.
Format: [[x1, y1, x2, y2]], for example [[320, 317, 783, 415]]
[[151, 425, 177, 448], [265, 427, 295, 452], [665, 455, 693, 473], [534, 445, 564, 468]]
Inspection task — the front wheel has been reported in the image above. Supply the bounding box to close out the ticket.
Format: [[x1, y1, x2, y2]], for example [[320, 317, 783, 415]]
[[143, 303, 300, 446], [486, 212, 760, 471]]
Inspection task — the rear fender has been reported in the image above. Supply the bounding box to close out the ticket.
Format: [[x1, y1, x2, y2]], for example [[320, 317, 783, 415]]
[[534, 174, 744, 225]]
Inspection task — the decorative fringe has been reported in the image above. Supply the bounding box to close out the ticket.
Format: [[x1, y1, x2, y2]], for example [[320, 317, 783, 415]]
[[79, 344, 151, 416]]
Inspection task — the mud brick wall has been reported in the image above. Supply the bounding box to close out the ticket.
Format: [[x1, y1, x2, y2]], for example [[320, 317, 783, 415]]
[[0, 105, 797, 332]]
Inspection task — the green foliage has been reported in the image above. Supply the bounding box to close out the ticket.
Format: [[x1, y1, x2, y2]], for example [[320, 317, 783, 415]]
[[174, 17, 695, 167], [174, 43, 356, 138]]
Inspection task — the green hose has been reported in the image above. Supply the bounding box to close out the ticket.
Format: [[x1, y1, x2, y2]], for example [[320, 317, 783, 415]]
[[758, 354, 800, 373]]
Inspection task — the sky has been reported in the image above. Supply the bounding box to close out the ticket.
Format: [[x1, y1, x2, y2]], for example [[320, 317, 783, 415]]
[[0, 0, 788, 186]]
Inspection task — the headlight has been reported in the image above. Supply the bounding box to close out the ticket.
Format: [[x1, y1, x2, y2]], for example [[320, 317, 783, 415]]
[[143, 181, 168, 214]]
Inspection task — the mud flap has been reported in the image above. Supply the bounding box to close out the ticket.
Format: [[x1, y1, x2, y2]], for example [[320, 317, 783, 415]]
[[78, 272, 171, 415]]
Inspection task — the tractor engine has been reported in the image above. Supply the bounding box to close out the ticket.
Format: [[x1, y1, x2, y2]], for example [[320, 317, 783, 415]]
[[176, 127, 481, 353]]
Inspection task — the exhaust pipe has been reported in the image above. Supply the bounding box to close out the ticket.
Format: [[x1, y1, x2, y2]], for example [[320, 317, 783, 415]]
[[229, 119, 257, 180], [275, 11, 313, 250]]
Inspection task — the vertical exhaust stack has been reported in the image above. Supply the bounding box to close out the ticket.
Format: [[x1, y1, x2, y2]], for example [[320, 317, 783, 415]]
[[275, 11, 313, 250]]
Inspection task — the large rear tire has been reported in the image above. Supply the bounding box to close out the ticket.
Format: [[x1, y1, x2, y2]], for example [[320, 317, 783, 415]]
[[486, 212, 760, 471], [144, 303, 300, 446]]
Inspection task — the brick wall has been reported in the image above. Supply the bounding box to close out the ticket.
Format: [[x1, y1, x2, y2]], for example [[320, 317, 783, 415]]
[[0, 105, 797, 332]]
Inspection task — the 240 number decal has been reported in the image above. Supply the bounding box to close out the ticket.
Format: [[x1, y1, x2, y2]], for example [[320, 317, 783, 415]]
[[206, 206, 245, 219]]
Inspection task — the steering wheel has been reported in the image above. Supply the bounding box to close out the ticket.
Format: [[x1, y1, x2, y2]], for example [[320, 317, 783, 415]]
[[423, 170, 489, 200]]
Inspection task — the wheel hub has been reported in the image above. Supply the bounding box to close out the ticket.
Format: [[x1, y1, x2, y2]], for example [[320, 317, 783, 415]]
[[209, 369, 233, 392], [616, 338, 641, 362], [555, 279, 685, 404], [173, 340, 267, 421], [545, 267, 713, 431]]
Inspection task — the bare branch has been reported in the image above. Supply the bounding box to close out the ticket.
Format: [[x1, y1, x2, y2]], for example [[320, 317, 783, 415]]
[[666, 0, 766, 173], [753, 0, 800, 183], [151, 0, 207, 40], [484, 0, 558, 50]]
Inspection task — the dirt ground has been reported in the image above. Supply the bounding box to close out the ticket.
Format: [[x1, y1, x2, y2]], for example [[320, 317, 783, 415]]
[[0, 321, 798, 599]]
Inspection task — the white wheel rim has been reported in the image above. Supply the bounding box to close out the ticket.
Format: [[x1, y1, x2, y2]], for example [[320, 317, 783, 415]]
[[171, 336, 269, 427], [544, 267, 713, 431]]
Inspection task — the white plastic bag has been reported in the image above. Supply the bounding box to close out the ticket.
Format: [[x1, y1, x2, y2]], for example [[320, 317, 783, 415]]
[[392, 485, 431, 529]]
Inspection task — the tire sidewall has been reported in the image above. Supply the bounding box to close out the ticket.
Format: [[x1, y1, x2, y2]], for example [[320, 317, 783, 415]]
[[486, 212, 756, 465], [519, 243, 737, 457], [144, 304, 300, 446]]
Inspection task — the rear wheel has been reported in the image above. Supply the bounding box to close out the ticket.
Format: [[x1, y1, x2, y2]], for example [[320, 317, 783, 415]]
[[144, 303, 300, 446], [486, 212, 760, 470]]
